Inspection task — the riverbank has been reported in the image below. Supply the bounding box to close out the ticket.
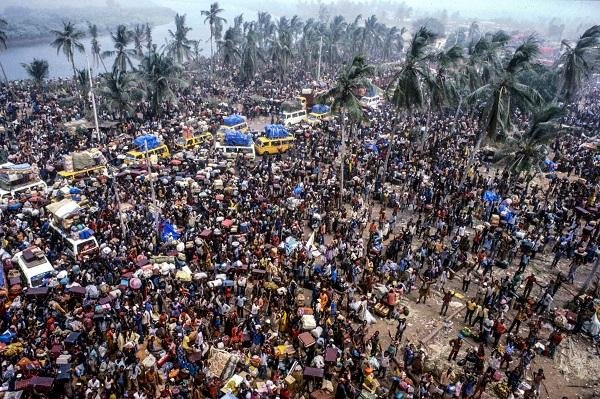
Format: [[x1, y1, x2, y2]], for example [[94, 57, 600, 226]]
[[1, 5, 176, 44]]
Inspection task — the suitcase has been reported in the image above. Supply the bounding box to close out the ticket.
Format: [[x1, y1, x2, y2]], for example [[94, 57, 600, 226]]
[[298, 307, 314, 316], [303, 367, 324, 379], [298, 332, 316, 348], [310, 389, 333, 399], [324, 348, 337, 362], [30, 376, 54, 390]]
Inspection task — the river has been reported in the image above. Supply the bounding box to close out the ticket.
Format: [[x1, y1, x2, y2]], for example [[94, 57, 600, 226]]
[[0, 22, 185, 81], [0, 0, 261, 80]]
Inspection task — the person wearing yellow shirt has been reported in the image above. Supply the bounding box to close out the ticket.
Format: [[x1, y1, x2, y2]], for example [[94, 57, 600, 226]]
[[465, 297, 477, 325]]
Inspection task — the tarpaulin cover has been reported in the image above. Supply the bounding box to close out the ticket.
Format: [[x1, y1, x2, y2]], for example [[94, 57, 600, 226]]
[[161, 223, 180, 242], [544, 159, 556, 172], [223, 114, 245, 126], [133, 135, 160, 151], [78, 228, 94, 239], [311, 104, 330, 114], [265, 124, 290, 139], [482, 191, 499, 202], [224, 131, 252, 147]]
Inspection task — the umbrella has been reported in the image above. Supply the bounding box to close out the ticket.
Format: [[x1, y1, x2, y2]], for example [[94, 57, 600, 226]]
[[170, 159, 182, 166], [129, 278, 142, 290]]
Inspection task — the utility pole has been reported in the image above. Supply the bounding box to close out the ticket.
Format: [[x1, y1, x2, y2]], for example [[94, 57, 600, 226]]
[[109, 165, 128, 239], [144, 141, 161, 245], [317, 35, 323, 83], [85, 50, 101, 143]]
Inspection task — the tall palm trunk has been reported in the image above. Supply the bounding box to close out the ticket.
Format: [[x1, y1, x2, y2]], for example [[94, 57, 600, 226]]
[[209, 26, 214, 73], [459, 88, 502, 190], [339, 109, 347, 208], [70, 56, 78, 80]]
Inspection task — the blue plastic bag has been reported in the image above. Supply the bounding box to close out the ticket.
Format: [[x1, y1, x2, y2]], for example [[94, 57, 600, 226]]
[[311, 104, 330, 114]]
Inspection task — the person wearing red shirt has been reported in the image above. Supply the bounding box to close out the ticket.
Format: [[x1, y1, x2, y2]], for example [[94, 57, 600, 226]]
[[493, 318, 507, 348]]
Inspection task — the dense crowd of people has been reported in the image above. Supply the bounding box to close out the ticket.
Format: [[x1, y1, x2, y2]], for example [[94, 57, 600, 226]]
[[0, 67, 598, 399]]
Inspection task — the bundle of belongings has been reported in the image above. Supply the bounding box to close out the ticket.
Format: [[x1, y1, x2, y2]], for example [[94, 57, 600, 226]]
[[133, 135, 161, 151], [223, 114, 245, 126], [64, 149, 107, 172], [224, 131, 252, 147], [264, 124, 290, 139]]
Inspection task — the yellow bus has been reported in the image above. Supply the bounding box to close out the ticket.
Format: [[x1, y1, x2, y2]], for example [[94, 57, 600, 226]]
[[307, 111, 332, 125], [124, 144, 170, 164], [255, 136, 296, 155], [58, 164, 107, 180], [176, 132, 213, 150]]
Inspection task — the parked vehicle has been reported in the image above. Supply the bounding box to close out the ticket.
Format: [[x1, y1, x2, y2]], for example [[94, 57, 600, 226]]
[[12, 246, 55, 288]]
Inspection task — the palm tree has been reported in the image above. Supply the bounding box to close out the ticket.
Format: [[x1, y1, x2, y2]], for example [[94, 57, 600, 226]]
[[465, 31, 510, 91], [87, 23, 108, 72], [202, 2, 227, 71], [0, 18, 8, 50], [239, 28, 262, 84], [103, 25, 136, 74], [430, 45, 464, 110], [21, 59, 49, 85], [385, 27, 437, 176], [166, 14, 195, 64], [76, 68, 91, 98], [219, 28, 241, 69], [494, 104, 565, 176], [555, 25, 600, 102], [358, 15, 381, 57], [98, 70, 143, 118], [463, 36, 543, 187], [382, 26, 402, 61], [470, 36, 543, 142], [50, 21, 85, 79], [423, 45, 464, 146], [319, 55, 374, 206], [388, 27, 437, 111], [269, 17, 294, 82], [132, 24, 147, 58], [137, 51, 187, 115], [326, 15, 347, 66], [145, 23, 153, 52]]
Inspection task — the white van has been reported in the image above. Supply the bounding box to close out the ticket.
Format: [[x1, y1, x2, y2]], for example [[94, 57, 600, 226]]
[[0, 179, 48, 199], [282, 109, 307, 126], [215, 143, 256, 160], [49, 223, 99, 259], [12, 246, 55, 288], [0, 162, 47, 199]]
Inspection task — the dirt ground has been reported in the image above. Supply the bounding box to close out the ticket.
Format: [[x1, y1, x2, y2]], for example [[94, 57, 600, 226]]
[[243, 118, 599, 398], [353, 200, 600, 399]]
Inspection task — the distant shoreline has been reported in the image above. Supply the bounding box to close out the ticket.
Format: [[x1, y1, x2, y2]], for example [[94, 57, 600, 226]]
[[1, 5, 175, 49]]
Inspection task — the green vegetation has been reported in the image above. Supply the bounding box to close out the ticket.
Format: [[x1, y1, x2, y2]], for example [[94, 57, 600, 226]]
[[1, 6, 174, 44]]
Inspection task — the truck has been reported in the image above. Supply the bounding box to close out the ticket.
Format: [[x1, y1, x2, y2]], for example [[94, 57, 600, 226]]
[[58, 149, 108, 180]]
